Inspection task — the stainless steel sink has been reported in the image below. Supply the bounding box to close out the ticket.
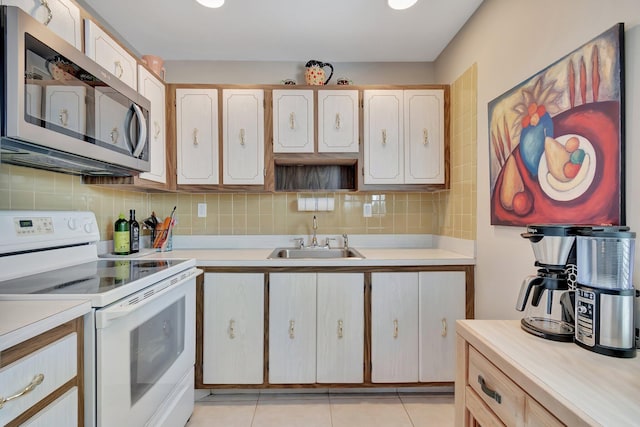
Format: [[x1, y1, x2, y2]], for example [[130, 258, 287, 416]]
[[267, 247, 365, 259]]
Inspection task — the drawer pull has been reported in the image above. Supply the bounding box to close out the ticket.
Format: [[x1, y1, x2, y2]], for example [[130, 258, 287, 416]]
[[39, 0, 53, 26], [393, 319, 399, 338], [478, 375, 502, 404], [0, 373, 45, 409], [337, 319, 344, 338], [441, 318, 447, 337], [289, 320, 295, 339], [228, 319, 235, 339]]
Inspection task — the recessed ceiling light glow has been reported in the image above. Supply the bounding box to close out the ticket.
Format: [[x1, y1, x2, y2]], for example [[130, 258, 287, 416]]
[[388, 0, 418, 10], [196, 0, 224, 8]]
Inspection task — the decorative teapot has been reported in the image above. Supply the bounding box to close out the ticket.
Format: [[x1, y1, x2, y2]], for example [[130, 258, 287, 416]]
[[304, 60, 334, 85]]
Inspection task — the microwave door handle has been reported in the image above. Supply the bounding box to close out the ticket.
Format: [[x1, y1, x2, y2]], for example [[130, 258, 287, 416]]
[[124, 106, 135, 154], [131, 103, 148, 158]]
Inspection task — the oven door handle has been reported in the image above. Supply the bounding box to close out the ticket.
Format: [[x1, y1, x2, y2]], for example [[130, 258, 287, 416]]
[[96, 268, 201, 329]]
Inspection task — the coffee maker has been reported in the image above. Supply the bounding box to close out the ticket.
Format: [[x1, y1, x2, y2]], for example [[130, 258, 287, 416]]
[[516, 224, 588, 341], [575, 227, 636, 358]]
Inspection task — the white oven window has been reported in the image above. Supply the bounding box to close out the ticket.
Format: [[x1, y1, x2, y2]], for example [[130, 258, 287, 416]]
[[129, 296, 185, 405]]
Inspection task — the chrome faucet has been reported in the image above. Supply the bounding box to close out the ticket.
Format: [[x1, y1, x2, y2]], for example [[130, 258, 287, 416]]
[[342, 233, 349, 250], [311, 215, 318, 247]]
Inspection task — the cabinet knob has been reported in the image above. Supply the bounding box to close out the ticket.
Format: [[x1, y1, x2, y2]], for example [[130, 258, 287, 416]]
[[441, 318, 447, 337], [289, 112, 296, 130], [193, 128, 199, 145], [423, 128, 429, 145], [114, 61, 124, 78], [337, 319, 344, 339], [239, 128, 246, 146], [228, 319, 235, 339], [39, 0, 52, 26], [110, 127, 119, 144], [393, 319, 399, 339], [335, 113, 341, 130], [382, 129, 387, 145], [59, 109, 68, 127], [289, 320, 295, 339], [154, 121, 161, 139], [0, 373, 45, 409]]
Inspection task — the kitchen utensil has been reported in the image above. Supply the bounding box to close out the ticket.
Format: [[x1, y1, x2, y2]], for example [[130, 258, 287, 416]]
[[304, 60, 333, 85], [516, 224, 590, 341], [153, 206, 176, 249], [575, 226, 636, 358]]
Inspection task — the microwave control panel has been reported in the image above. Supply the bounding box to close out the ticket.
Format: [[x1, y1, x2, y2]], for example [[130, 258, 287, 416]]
[[576, 288, 596, 346]]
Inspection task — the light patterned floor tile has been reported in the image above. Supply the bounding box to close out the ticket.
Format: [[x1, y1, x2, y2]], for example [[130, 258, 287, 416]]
[[400, 394, 455, 426], [330, 395, 414, 427], [252, 397, 332, 427], [186, 401, 256, 427]]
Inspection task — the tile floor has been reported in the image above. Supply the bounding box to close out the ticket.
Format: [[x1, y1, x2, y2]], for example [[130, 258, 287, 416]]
[[186, 391, 454, 427]]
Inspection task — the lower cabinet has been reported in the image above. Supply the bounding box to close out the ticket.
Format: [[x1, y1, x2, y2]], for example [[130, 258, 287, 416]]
[[202, 272, 264, 384], [269, 273, 364, 384], [371, 271, 466, 383]]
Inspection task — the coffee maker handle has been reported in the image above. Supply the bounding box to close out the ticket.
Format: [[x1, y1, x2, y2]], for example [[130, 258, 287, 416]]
[[516, 275, 543, 311]]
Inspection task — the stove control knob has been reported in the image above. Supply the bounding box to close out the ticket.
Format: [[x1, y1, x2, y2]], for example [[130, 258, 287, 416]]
[[67, 218, 78, 230], [577, 305, 588, 314], [84, 222, 95, 234]]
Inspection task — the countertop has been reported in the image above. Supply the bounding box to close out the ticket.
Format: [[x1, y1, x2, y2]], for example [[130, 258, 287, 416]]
[[144, 248, 475, 267], [0, 300, 91, 352], [456, 319, 640, 426]]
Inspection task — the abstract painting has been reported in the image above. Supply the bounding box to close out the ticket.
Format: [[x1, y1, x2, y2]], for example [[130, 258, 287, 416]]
[[488, 23, 625, 226]]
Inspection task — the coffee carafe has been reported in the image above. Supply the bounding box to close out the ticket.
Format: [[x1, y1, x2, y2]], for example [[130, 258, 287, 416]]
[[575, 227, 636, 358], [516, 224, 589, 341]]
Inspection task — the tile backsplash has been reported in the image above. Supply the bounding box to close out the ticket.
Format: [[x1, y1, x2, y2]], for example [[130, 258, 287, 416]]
[[0, 64, 477, 241]]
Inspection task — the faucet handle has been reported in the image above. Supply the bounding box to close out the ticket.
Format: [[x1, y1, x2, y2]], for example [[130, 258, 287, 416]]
[[293, 237, 305, 249], [325, 237, 337, 248], [342, 233, 349, 249]]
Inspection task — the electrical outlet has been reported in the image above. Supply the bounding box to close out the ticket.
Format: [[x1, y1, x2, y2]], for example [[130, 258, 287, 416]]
[[363, 203, 372, 217], [197, 203, 207, 218]]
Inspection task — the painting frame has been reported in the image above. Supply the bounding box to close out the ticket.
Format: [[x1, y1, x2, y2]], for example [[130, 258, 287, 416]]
[[488, 23, 625, 227]]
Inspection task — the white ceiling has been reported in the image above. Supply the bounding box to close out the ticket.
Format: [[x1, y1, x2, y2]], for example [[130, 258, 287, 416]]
[[80, 0, 483, 62]]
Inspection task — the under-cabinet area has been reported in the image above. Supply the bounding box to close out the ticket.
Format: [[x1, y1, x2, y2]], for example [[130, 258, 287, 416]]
[[195, 265, 473, 389]]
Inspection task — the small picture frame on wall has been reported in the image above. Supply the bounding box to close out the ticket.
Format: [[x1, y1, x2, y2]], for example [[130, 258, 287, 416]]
[[487, 23, 625, 227]]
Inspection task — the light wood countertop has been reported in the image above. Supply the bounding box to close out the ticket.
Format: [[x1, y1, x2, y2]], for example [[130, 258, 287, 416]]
[[457, 319, 640, 426]]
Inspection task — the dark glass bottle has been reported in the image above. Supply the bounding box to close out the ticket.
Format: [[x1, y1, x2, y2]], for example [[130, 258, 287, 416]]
[[114, 213, 130, 255], [129, 209, 140, 253]]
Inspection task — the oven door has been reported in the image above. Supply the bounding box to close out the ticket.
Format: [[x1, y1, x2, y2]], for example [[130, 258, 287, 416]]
[[94, 271, 196, 427]]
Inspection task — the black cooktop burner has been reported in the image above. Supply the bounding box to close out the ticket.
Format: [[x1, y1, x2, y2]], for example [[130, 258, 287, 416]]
[[0, 259, 182, 295]]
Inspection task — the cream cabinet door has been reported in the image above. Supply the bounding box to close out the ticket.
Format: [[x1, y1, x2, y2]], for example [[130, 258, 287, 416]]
[[222, 89, 264, 185], [176, 88, 219, 185], [94, 87, 129, 153], [316, 273, 364, 383], [404, 90, 445, 184], [138, 66, 166, 183], [272, 89, 314, 153], [318, 90, 359, 153], [84, 19, 137, 90], [4, 0, 81, 49], [418, 271, 465, 382], [371, 272, 419, 382], [203, 273, 264, 384], [45, 85, 85, 134], [269, 273, 317, 384], [363, 90, 403, 184]]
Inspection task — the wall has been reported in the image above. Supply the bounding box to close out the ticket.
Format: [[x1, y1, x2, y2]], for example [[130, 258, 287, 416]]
[[435, 0, 640, 319]]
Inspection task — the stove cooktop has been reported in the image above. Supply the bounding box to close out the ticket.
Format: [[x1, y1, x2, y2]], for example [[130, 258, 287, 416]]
[[0, 258, 195, 307]]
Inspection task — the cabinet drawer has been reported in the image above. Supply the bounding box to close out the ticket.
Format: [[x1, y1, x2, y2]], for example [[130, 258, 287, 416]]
[[526, 396, 564, 427], [468, 346, 525, 426], [465, 385, 505, 427], [22, 387, 78, 427], [0, 333, 77, 425]]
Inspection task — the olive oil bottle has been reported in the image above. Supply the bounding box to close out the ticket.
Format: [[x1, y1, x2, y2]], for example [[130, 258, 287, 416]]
[[129, 209, 140, 253], [114, 213, 130, 255]]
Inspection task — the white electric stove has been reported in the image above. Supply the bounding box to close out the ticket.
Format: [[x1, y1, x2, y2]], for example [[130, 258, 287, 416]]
[[0, 211, 199, 427]]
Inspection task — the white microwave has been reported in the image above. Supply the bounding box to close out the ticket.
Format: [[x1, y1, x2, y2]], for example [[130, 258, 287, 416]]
[[0, 6, 150, 176]]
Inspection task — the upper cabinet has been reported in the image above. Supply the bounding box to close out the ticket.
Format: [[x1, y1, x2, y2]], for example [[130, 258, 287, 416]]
[[176, 88, 219, 186], [272, 89, 314, 153], [84, 19, 137, 90], [363, 88, 447, 187], [222, 89, 265, 186], [137, 65, 167, 184], [318, 90, 359, 153], [4, 0, 81, 49]]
